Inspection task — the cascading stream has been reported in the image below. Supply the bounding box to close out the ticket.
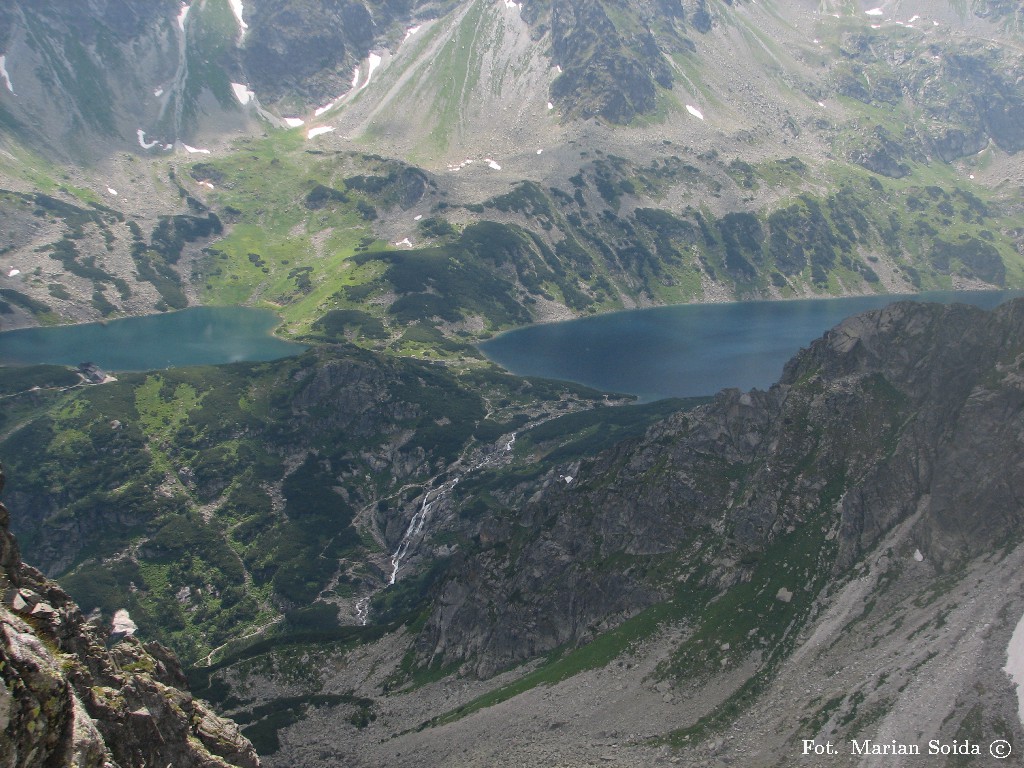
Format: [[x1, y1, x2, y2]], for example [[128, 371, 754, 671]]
[[388, 479, 457, 585], [354, 596, 371, 626], [358, 432, 519, 623]]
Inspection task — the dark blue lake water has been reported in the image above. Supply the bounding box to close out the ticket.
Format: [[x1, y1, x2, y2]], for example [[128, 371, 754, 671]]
[[0, 307, 306, 371], [480, 291, 1023, 401]]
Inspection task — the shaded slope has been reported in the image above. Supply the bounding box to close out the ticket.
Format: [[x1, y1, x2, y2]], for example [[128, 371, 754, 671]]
[[414, 299, 1024, 676], [0, 468, 260, 767]]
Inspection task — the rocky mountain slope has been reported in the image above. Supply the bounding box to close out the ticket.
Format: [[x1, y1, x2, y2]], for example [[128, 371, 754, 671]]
[[187, 298, 1024, 767], [0, 342, 613, 664], [2, 1, 1024, 764], [417, 298, 1024, 675], [0, 468, 260, 767], [3, 0, 1024, 336]]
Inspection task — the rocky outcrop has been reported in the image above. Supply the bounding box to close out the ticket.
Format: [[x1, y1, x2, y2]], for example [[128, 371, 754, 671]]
[[0, 470, 259, 768], [835, 32, 1024, 165], [522, 0, 678, 123], [418, 299, 1024, 676]]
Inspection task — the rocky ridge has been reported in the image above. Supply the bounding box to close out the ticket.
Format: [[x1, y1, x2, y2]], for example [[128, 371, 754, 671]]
[[416, 299, 1024, 676], [193, 298, 1024, 767], [0, 469, 259, 767]]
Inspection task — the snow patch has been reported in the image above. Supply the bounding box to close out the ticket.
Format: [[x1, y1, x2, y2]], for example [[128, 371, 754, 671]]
[[361, 53, 382, 90], [112, 609, 137, 637], [908, 15, 920, 23], [817, 101, 827, 108], [182, 143, 211, 154], [1005, 611, 1024, 727], [485, 158, 502, 170], [315, 100, 336, 117], [177, 2, 190, 31], [307, 126, 335, 139], [504, 0, 522, 9], [227, 0, 248, 31], [537, 149, 543, 154], [0, 55, 14, 94], [414, 214, 423, 221], [137, 130, 159, 149], [283, 117, 305, 128], [231, 82, 254, 105], [913, 549, 924, 562], [394, 237, 413, 248], [404, 25, 422, 43], [686, 104, 704, 120], [7, 269, 20, 277], [547, 101, 554, 110], [563, 475, 573, 484], [198, 181, 215, 190], [106, 187, 118, 196], [446, 158, 477, 172], [351, 67, 361, 89], [865, 7, 884, 16], [153, 88, 164, 97]]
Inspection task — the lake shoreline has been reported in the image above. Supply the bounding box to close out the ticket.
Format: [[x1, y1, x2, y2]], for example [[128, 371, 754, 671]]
[[479, 290, 1024, 402], [0, 306, 307, 372]]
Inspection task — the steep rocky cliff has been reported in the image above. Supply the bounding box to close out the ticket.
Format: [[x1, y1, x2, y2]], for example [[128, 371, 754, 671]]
[[0, 469, 260, 767], [417, 299, 1024, 676], [186, 297, 1024, 767]]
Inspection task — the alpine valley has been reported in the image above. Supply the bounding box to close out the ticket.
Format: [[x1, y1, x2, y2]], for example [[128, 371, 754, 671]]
[[2, 1, 1024, 766]]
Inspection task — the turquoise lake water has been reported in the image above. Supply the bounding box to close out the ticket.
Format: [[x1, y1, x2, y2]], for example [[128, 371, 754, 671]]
[[2, 293, 1020, 394], [0, 307, 306, 371], [480, 291, 1024, 401]]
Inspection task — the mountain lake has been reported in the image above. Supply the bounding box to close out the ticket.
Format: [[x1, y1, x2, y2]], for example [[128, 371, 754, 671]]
[[0, 293, 1021, 398], [0, 306, 306, 371], [480, 291, 1024, 401]]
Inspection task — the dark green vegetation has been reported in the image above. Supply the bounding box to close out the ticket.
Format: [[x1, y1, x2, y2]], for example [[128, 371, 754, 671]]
[[0, 364, 79, 396], [460, 156, 1024, 304], [131, 208, 223, 311], [188, 142, 1024, 359], [236, 693, 376, 754], [0, 346, 610, 663]]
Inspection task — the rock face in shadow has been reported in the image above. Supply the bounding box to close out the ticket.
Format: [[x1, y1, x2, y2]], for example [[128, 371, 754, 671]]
[[417, 299, 1024, 677], [0, 470, 259, 768]]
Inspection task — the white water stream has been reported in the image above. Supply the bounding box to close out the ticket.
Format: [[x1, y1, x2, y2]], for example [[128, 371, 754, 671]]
[[354, 596, 371, 626], [388, 482, 455, 585], [356, 432, 519, 624]]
